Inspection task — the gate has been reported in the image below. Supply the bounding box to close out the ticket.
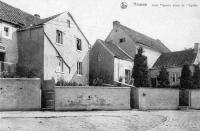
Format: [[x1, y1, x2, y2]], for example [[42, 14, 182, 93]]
[[42, 80, 55, 110], [179, 89, 189, 106]]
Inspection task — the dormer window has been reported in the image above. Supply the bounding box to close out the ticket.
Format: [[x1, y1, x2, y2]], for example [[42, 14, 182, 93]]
[[67, 20, 70, 28], [56, 30, 63, 44], [119, 38, 126, 43], [76, 38, 82, 51]]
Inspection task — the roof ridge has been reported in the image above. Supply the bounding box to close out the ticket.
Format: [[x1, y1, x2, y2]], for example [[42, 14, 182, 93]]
[[162, 49, 194, 54], [111, 41, 134, 60], [118, 23, 170, 52], [0, 0, 37, 18]]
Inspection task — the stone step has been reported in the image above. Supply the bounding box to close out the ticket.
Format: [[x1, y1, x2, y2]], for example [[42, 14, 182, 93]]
[[178, 106, 189, 110]]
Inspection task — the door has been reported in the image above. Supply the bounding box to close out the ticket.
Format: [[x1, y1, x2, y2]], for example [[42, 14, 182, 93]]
[[179, 89, 189, 106]]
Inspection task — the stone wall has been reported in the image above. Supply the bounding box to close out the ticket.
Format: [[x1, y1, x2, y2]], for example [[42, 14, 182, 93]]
[[0, 78, 41, 111], [190, 89, 200, 109], [138, 88, 179, 110], [55, 86, 131, 111]]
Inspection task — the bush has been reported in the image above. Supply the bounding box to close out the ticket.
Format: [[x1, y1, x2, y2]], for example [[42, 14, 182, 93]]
[[180, 64, 192, 89], [0, 71, 16, 78], [16, 65, 39, 78], [56, 79, 83, 86], [132, 47, 149, 87], [192, 65, 200, 89], [91, 78, 103, 86], [157, 66, 169, 88]]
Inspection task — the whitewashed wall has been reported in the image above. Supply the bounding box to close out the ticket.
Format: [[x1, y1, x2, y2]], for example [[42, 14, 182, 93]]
[[114, 58, 133, 83]]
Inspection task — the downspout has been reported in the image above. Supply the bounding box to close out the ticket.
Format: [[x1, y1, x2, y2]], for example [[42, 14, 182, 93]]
[[44, 31, 71, 73]]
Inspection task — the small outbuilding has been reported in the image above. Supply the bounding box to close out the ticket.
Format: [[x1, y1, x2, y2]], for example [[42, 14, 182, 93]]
[[89, 39, 134, 85]]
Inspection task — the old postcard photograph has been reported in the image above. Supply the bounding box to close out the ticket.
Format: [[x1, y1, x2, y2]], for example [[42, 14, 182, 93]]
[[0, 0, 200, 130]]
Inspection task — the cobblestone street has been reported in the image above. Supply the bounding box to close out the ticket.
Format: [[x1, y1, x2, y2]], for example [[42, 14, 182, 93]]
[[0, 110, 200, 131]]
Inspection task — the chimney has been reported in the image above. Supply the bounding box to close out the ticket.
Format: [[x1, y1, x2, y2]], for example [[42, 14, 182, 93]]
[[34, 14, 40, 19], [194, 43, 200, 53], [113, 21, 120, 27]]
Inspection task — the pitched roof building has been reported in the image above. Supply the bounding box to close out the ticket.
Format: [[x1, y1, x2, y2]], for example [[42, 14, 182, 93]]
[[106, 21, 170, 68], [89, 39, 133, 85], [0, 0, 40, 27], [151, 43, 200, 86], [153, 49, 197, 69]]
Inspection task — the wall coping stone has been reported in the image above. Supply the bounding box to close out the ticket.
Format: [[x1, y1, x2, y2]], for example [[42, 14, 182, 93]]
[[0, 78, 40, 81], [139, 87, 179, 90], [55, 86, 131, 89]]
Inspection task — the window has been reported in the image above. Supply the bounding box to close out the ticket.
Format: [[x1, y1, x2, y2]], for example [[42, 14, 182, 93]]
[[4, 27, 9, 37], [3, 26, 11, 39], [56, 30, 63, 44], [67, 20, 70, 28], [77, 62, 82, 75], [56, 57, 63, 72], [125, 69, 131, 84], [76, 38, 82, 51], [119, 38, 126, 43], [172, 73, 177, 83]]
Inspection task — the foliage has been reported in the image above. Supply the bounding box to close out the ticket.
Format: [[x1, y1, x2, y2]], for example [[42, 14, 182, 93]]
[[16, 64, 39, 78], [180, 64, 192, 89], [132, 47, 149, 87], [192, 64, 200, 89], [157, 66, 169, 88], [56, 79, 83, 86], [91, 78, 103, 86], [0, 71, 15, 78]]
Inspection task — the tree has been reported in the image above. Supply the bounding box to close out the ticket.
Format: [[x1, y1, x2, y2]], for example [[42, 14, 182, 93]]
[[132, 47, 149, 87], [192, 64, 200, 89], [157, 66, 169, 88], [180, 64, 192, 89]]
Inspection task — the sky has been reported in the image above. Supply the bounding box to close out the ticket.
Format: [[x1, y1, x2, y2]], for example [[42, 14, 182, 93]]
[[2, 0, 200, 51]]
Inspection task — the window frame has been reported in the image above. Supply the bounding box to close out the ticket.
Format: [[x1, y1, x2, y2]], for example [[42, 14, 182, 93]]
[[119, 37, 126, 43], [172, 72, 177, 83], [3, 25, 12, 39], [125, 69, 131, 84], [67, 20, 70, 28], [56, 57, 64, 73], [77, 61, 83, 75], [76, 38, 82, 51], [56, 30, 63, 44]]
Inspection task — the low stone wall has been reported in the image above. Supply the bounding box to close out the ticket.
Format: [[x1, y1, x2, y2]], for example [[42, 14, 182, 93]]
[[55, 86, 131, 111], [138, 88, 179, 110], [0, 78, 41, 111], [190, 89, 200, 109]]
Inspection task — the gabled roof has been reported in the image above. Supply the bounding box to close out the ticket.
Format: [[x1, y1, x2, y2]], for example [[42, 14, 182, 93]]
[[107, 22, 170, 53], [0, 0, 40, 26], [153, 49, 197, 69], [97, 40, 133, 61], [34, 13, 62, 26]]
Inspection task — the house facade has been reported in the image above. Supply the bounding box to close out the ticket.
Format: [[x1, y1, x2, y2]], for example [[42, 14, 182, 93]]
[[0, 1, 41, 74], [105, 21, 170, 68], [150, 43, 200, 87], [90, 40, 133, 85], [17, 12, 90, 85], [0, 1, 90, 85]]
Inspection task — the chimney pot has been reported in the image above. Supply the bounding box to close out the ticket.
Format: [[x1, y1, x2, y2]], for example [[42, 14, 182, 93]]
[[113, 21, 120, 27], [194, 43, 200, 53], [34, 14, 40, 18]]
